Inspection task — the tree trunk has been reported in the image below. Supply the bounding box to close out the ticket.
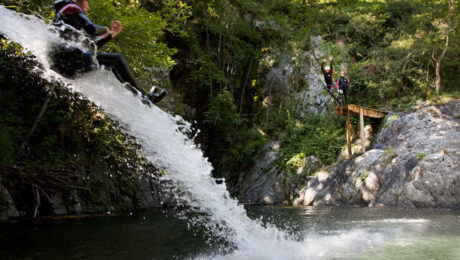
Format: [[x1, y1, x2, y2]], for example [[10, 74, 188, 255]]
[[432, 0, 453, 95], [435, 60, 442, 95], [21, 84, 56, 149], [239, 55, 255, 114]]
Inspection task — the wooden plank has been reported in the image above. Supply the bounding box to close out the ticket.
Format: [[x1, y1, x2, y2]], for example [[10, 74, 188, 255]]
[[360, 107, 365, 153], [335, 104, 386, 119]]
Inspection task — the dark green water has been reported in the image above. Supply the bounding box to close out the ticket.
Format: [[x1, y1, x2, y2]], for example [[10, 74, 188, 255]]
[[1, 207, 459, 259]]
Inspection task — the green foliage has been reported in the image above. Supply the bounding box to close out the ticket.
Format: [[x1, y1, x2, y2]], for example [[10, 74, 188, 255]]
[[384, 147, 398, 159], [0, 126, 15, 167], [0, 0, 190, 91], [0, 0, 54, 19], [361, 170, 368, 181], [203, 90, 265, 177], [204, 90, 243, 131], [305, 0, 460, 106], [89, 0, 189, 73], [417, 152, 427, 161], [278, 115, 346, 175]]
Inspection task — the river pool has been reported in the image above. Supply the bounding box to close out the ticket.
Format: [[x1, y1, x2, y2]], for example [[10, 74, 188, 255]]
[[1, 207, 459, 259]]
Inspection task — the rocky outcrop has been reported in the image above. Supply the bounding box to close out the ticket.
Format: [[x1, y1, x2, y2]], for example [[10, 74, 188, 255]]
[[235, 142, 323, 205], [0, 185, 19, 221], [235, 142, 285, 205], [0, 167, 177, 221], [294, 101, 460, 208], [263, 36, 333, 115], [235, 36, 339, 204]]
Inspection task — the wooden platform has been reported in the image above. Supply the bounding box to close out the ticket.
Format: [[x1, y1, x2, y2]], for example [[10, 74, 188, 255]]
[[335, 104, 387, 156], [335, 104, 386, 119]]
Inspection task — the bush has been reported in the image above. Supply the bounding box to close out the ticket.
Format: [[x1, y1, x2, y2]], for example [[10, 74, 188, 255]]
[[278, 114, 346, 175], [203, 90, 265, 178], [417, 152, 427, 161]]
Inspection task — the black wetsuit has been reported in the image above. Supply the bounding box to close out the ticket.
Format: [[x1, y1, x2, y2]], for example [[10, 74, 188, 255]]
[[321, 60, 334, 91], [337, 76, 350, 104], [53, 0, 138, 88]]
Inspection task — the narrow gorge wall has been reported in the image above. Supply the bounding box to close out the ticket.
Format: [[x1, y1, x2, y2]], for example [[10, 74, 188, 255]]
[[236, 36, 333, 204]]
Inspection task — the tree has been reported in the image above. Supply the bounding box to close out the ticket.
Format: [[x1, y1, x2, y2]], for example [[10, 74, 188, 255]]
[[431, 0, 456, 95]]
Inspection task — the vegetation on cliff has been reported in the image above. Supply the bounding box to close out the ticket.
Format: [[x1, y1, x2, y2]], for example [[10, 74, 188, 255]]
[[169, 0, 459, 181], [0, 39, 157, 216]]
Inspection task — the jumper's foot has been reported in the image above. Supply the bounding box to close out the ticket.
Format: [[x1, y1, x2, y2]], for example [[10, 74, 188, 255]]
[[123, 82, 141, 96], [145, 88, 167, 104], [141, 96, 152, 107]]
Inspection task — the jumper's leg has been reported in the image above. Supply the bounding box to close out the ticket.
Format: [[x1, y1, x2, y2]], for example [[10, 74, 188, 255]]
[[97, 52, 138, 88]]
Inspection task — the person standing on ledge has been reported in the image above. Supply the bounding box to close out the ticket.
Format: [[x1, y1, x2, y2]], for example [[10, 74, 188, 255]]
[[52, 0, 166, 104], [337, 71, 350, 105], [321, 56, 335, 93]]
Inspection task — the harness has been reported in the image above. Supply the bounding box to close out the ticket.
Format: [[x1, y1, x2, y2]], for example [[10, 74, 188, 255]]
[[54, 0, 74, 14], [49, 1, 97, 77], [338, 77, 348, 90], [324, 72, 333, 85]]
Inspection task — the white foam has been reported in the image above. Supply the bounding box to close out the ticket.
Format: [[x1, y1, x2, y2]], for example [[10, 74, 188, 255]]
[[353, 218, 430, 224]]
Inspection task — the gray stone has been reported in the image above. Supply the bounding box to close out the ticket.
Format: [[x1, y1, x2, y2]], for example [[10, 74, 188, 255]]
[[441, 100, 460, 117], [310, 35, 323, 48], [296, 156, 322, 176], [237, 142, 285, 204], [262, 36, 333, 118], [49, 193, 67, 216], [66, 190, 83, 215], [0, 185, 19, 221]]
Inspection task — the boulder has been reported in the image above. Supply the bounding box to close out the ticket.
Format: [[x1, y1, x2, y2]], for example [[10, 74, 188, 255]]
[[237, 142, 285, 205], [49, 192, 67, 216], [0, 185, 20, 221], [65, 190, 83, 215], [440, 100, 460, 117]]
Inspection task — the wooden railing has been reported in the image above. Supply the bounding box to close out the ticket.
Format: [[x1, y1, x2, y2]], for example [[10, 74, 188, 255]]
[[335, 105, 387, 156]]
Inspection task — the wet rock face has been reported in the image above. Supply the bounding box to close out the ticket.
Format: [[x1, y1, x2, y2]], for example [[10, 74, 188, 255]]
[[0, 169, 178, 221], [236, 142, 284, 205], [236, 142, 323, 205], [295, 102, 460, 208]]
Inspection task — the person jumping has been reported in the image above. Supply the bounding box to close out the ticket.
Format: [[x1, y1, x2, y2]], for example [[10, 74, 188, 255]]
[[321, 56, 335, 93], [51, 0, 166, 104]]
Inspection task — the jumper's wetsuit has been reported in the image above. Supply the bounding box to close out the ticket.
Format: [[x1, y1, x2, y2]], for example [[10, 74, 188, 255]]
[[337, 76, 350, 105], [321, 60, 334, 92], [53, 1, 138, 88]]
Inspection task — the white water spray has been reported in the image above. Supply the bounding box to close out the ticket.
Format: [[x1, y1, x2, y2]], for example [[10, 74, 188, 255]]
[[0, 6, 393, 259]]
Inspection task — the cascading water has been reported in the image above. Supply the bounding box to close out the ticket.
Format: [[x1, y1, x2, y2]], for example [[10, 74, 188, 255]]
[[0, 6, 394, 259]]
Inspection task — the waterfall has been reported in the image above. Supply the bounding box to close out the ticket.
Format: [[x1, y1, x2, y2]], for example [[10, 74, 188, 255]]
[[0, 6, 392, 259]]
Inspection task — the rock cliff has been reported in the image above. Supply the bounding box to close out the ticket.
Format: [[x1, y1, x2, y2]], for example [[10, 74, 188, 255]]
[[236, 101, 460, 208], [294, 101, 460, 208], [236, 36, 333, 204], [0, 167, 178, 221], [263, 36, 333, 115]]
